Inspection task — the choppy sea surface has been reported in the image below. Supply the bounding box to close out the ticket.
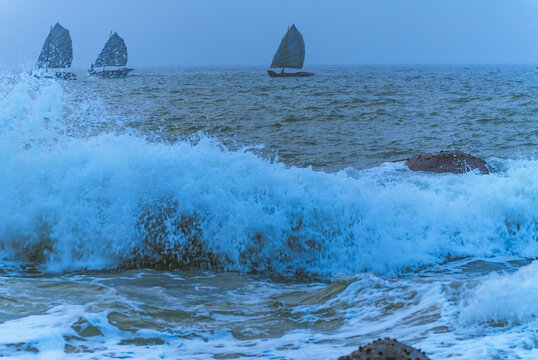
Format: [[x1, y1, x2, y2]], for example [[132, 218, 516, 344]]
[[1, 65, 538, 359]]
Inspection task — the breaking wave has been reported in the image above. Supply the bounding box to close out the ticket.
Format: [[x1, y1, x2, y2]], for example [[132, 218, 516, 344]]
[[459, 261, 538, 327], [2, 74, 538, 277]]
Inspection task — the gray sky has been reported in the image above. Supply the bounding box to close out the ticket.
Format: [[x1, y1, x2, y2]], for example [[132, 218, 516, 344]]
[[1, 0, 538, 68]]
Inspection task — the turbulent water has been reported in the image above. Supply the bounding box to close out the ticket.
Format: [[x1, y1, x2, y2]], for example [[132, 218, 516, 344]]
[[1, 66, 538, 359]]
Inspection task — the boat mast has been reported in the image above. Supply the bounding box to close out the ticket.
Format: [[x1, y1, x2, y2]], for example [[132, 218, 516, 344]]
[[103, 30, 113, 71], [48, 25, 52, 73], [282, 26, 289, 73]]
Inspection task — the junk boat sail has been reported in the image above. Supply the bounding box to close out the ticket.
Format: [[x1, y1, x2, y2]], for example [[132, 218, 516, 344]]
[[36, 23, 76, 80], [89, 32, 133, 78], [268, 24, 314, 78]]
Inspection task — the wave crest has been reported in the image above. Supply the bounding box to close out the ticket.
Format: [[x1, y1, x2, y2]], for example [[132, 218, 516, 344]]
[[2, 75, 538, 277]]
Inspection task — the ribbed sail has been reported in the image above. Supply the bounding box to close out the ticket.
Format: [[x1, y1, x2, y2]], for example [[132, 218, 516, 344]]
[[270, 24, 305, 70], [94, 32, 127, 67], [37, 23, 73, 69]]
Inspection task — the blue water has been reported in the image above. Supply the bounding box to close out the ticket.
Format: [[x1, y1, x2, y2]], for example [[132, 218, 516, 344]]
[[0, 66, 538, 359]]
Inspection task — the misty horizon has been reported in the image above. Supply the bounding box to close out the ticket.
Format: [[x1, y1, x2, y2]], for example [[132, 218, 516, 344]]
[[1, 0, 538, 68]]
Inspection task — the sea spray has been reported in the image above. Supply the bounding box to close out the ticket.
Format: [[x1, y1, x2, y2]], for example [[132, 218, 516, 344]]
[[459, 260, 538, 327], [1, 66, 538, 360], [2, 75, 538, 277]]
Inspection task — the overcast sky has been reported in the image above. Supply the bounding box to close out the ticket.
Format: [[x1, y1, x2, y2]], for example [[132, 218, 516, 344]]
[[1, 0, 538, 69]]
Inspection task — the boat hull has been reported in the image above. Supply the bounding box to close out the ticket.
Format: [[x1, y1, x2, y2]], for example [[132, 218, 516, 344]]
[[267, 70, 315, 78], [35, 72, 77, 80], [54, 72, 77, 80], [89, 68, 134, 78]]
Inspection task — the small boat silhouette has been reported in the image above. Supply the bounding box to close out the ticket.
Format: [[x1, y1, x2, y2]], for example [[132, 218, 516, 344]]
[[268, 24, 314, 78], [36, 23, 76, 80], [89, 32, 133, 78]]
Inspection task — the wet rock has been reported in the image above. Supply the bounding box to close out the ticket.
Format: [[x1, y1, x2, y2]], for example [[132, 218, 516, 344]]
[[337, 338, 431, 360], [405, 150, 491, 174]]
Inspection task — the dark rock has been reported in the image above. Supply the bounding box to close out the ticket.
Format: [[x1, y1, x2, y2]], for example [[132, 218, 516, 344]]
[[337, 338, 431, 360], [405, 150, 491, 174]]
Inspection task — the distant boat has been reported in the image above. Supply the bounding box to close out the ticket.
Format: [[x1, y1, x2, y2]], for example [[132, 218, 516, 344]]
[[268, 24, 314, 78], [36, 23, 76, 80], [89, 32, 133, 78]]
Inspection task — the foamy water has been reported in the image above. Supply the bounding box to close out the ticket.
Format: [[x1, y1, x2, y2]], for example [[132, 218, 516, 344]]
[[1, 67, 538, 359]]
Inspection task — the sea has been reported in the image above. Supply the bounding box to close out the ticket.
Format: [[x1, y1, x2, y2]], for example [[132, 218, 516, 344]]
[[1, 65, 538, 359]]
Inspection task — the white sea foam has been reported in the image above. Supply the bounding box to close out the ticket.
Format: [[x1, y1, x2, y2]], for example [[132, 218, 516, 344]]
[[459, 261, 538, 326], [2, 75, 538, 278]]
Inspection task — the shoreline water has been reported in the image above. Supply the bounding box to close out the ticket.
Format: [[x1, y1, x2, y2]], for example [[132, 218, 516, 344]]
[[1, 66, 538, 358]]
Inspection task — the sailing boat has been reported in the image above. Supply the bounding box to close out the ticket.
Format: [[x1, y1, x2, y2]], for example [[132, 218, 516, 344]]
[[88, 32, 133, 78], [36, 23, 76, 80], [268, 24, 314, 78]]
